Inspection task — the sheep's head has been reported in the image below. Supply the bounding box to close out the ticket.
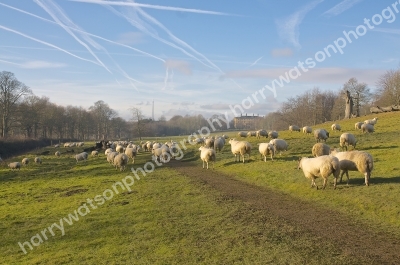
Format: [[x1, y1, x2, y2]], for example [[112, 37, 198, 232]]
[[297, 157, 304, 170]]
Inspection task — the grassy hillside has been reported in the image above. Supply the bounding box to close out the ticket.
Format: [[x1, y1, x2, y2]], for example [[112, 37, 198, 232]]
[[1, 111, 399, 264]]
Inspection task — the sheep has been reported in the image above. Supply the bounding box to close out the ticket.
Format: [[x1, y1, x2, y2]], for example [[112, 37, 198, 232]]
[[152, 145, 170, 163], [268, 131, 279, 139], [340, 133, 357, 151], [303, 126, 312, 134], [364, 117, 378, 125], [107, 151, 119, 164], [380, 105, 394, 112], [54, 144, 60, 148], [55, 151, 61, 158], [124, 147, 137, 164], [297, 155, 339, 190], [214, 137, 225, 153], [258, 143, 275, 161], [152, 142, 162, 150], [312, 143, 330, 157], [113, 153, 129, 171], [104, 148, 113, 156], [204, 138, 214, 148], [8, 162, 21, 171], [256, 129, 268, 139], [247, 131, 257, 137], [361, 123, 374, 133], [289, 125, 300, 132], [198, 146, 216, 169], [330, 149, 374, 186], [75, 152, 88, 163], [21, 158, 29, 166], [115, 144, 124, 153], [34, 157, 42, 164], [228, 139, 252, 163], [63, 143, 70, 148], [331, 124, 341, 132], [355, 122, 363, 130], [91, 150, 99, 157], [314, 129, 329, 143], [269, 139, 288, 155], [370, 106, 383, 114], [237, 131, 247, 138], [77, 142, 85, 147]]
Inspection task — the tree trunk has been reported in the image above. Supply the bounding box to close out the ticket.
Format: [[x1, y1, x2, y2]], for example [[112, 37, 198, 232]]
[[344, 90, 353, 119]]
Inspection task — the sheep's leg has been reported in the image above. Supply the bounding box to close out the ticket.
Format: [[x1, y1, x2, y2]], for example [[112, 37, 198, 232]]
[[322, 178, 327, 190], [345, 171, 350, 185], [202, 160, 205, 169], [206, 161, 209, 169], [365, 172, 370, 186]]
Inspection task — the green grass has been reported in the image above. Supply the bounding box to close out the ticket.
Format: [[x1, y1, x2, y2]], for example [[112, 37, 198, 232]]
[[1, 111, 400, 264]]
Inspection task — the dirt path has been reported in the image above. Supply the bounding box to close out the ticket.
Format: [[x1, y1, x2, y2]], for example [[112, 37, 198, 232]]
[[168, 160, 400, 264]]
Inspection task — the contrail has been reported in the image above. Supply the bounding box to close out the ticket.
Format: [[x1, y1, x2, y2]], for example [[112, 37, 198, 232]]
[[0, 2, 165, 62], [69, 0, 234, 16], [247, 56, 263, 68], [0, 25, 99, 65]]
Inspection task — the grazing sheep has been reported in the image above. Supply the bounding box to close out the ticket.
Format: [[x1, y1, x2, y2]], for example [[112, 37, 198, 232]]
[[21, 158, 29, 166], [269, 139, 288, 155], [113, 153, 129, 171], [380, 105, 394, 112], [340, 133, 357, 151], [107, 152, 119, 164], [75, 152, 88, 163], [314, 129, 329, 143], [364, 117, 378, 125], [152, 145, 170, 163], [54, 144, 60, 148], [289, 125, 300, 132], [34, 157, 42, 164], [77, 142, 85, 147], [330, 149, 374, 186], [237, 131, 247, 138], [204, 138, 214, 148], [214, 137, 225, 152], [115, 145, 124, 153], [370, 106, 383, 114], [198, 146, 216, 169], [312, 143, 330, 157], [297, 155, 339, 190], [8, 162, 21, 171], [124, 147, 137, 164], [268, 131, 279, 139], [64, 143, 70, 148], [152, 142, 162, 150], [303, 126, 312, 134], [55, 151, 61, 157], [104, 148, 113, 156], [256, 129, 268, 139], [228, 139, 252, 163], [247, 131, 257, 137], [258, 143, 275, 161], [331, 124, 341, 132], [361, 123, 374, 133], [355, 122, 363, 130], [91, 150, 99, 157]]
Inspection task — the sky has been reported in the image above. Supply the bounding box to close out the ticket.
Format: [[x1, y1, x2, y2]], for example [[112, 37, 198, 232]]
[[1, 0, 400, 121]]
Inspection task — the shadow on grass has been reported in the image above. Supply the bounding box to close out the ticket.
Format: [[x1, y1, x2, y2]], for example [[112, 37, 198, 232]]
[[335, 176, 400, 186], [360, 145, 399, 151]]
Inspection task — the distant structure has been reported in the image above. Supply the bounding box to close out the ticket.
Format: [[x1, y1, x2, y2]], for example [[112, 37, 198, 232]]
[[233, 113, 262, 129], [152, 100, 154, 121]]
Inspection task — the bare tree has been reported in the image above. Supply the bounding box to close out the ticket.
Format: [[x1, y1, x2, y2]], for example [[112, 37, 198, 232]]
[[343, 78, 371, 117], [375, 69, 400, 106], [130, 107, 146, 140], [89, 100, 117, 139], [0, 71, 31, 137]]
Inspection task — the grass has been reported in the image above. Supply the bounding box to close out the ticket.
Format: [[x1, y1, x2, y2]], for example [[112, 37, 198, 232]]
[[1, 111, 399, 264]]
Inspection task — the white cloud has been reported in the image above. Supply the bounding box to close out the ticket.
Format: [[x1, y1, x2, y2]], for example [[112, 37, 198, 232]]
[[271, 48, 293, 57], [323, 0, 363, 17], [164, 60, 192, 75]]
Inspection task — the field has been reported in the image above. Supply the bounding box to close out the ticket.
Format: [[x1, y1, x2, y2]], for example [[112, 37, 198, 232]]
[[1, 112, 400, 264]]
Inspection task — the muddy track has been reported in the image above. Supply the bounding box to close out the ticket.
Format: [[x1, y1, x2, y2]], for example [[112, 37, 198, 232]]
[[167, 160, 400, 264]]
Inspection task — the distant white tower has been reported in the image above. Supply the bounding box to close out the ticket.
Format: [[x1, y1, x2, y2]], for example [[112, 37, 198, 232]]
[[152, 100, 154, 121]]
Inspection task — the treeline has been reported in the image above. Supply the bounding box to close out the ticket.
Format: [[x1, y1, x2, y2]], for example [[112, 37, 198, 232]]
[[259, 70, 400, 131]]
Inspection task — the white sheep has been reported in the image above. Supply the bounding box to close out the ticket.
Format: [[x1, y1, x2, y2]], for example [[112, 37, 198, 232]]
[[237, 131, 247, 138], [314, 129, 329, 143], [21, 158, 29, 166], [289, 125, 300, 132], [113, 153, 129, 171], [152, 145, 170, 163], [54, 144, 60, 148], [91, 150, 99, 157], [63, 143, 70, 148], [228, 139, 252, 163], [268, 131, 278, 139], [115, 145, 124, 153], [331, 124, 341, 132], [258, 143, 275, 161], [339, 133, 357, 151], [34, 157, 42, 164], [213, 137, 225, 153], [204, 138, 214, 148], [107, 151, 119, 164], [8, 162, 21, 170], [361, 123, 374, 133], [75, 152, 88, 163], [124, 147, 137, 164], [297, 155, 339, 190], [247, 131, 257, 137], [330, 149, 374, 186], [303, 126, 312, 134], [55, 151, 61, 158], [311, 143, 330, 157], [354, 122, 363, 130], [256, 129, 268, 139], [198, 146, 216, 169], [269, 139, 288, 155], [77, 142, 84, 147], [104, 148, 113, 156], [364, 117, 378, 125]]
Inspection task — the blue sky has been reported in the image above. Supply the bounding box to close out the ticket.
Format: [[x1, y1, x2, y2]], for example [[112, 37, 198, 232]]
[[1, 0, 399, 120]]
